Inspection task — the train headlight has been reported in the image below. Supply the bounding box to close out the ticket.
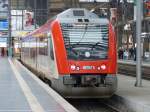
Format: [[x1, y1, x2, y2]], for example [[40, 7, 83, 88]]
[[101, 65, 106, 70], [71, 65, 76, 70], [97, 67, 101, 70]]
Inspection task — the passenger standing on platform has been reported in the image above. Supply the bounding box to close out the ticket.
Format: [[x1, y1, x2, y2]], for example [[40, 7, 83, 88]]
[[134, 47, 136, 61], [118, 48, 121, 59], [123, 49, 128, 60], [129, 47, 134, 59], [118, 47, 124, 59], [1, 47, 5, 57], [6, 48, 8, 56]]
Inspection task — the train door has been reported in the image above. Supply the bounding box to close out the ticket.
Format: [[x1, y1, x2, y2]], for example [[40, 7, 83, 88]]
[[47, 32, 59, 79], [35, 38, 40, 72]]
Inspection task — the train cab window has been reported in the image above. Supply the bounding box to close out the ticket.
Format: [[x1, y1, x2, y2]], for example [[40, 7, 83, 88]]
[[61, 23, 109, 61]]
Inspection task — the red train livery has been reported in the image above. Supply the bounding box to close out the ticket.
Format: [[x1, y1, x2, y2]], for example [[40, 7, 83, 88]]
[[21, 8, 117, 98]]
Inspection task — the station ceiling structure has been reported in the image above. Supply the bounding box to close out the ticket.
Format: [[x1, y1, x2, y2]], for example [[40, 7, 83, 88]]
[[10, 0, 110, 19]]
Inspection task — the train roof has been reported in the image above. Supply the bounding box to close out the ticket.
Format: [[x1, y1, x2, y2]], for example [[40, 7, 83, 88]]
[[56, 8, 108, 24], [24, 8, 109, 38], [57, 8, 98, 19]]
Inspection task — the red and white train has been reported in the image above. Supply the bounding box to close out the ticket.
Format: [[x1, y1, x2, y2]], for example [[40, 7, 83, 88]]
[[21, 8, 117, 98]]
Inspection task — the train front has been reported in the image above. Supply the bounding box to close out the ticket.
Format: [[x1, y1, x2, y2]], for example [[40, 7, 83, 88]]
[[51, 8, 117, 98]]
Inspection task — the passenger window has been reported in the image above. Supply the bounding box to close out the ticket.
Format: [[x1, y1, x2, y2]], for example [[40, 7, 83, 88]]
[[47, 33, 54, 60], [50, 38, 54, 60]]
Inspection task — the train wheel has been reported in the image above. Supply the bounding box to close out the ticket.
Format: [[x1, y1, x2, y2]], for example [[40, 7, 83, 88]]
[[48, 80, 52, 87], [45, 78, 52, 87]]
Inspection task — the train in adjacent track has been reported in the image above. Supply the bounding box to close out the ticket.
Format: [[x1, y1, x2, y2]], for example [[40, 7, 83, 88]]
[[20, 8, 117, 98]]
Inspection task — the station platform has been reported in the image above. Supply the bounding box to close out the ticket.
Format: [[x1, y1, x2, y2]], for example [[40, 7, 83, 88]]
[[0, 57, 78, 112], [106, 74, 150, 112], [118, 59, 150, 67]]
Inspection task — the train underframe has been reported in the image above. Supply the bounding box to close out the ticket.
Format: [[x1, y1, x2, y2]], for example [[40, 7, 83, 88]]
[[21, 60, 117, 98], [51, 74, 117, 98]]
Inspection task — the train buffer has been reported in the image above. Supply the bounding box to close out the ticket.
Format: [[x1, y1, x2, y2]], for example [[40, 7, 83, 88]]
[[0, 57, 78, 112]]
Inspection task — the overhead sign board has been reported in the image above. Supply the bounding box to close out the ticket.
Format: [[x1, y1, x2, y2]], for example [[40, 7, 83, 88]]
[[0, 37, 7, 47], [0, 37, 7, 42], [0, 19, 8, 30]]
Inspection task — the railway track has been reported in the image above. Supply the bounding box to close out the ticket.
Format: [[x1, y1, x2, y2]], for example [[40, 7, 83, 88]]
[[67, 99, 119, 112], [118, 62, 150, 80]]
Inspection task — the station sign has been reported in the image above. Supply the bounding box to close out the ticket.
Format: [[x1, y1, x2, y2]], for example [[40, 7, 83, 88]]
[[0, 19, 8, 30], [0, 37, 7, 42], [0, 37, 7, 47]]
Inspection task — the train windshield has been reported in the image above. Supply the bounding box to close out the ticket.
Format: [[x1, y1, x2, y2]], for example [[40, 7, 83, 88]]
[[61, 23, 109, 60]]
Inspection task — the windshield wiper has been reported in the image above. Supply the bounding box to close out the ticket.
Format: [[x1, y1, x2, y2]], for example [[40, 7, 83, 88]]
[[91, 42, 108, 50], [76, 24, 88, 45]]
